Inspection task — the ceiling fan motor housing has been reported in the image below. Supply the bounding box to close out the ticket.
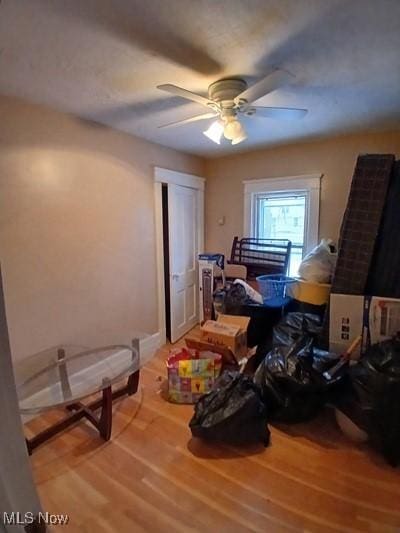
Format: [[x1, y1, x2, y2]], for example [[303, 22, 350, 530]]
[[208, 79, 247, 107]]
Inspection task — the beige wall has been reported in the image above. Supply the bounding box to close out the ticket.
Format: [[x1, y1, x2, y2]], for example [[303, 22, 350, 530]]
[[0, 96, 204, 361], [2, 94, 400, 361], [204, 131, 400, 257]]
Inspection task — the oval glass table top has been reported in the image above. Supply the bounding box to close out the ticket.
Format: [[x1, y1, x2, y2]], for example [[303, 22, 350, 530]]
[[14, 341, 141, 414]]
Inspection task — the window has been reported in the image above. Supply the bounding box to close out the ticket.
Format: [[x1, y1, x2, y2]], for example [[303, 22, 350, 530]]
[[254, 193, 306, 275], [244, 174, 321, 276]]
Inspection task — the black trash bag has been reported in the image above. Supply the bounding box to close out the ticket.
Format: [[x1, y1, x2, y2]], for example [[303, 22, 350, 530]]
[[212, 285, 249, 318], [273, 312, 323, 349], [189, 371, 270, 446], [254, 335, 342, 423], [251, 312, 323, 368], [348, 337, 400, 466], [223, 283, 249, 315]]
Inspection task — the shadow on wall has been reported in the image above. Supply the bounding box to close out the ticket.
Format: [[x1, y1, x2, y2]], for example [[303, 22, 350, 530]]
[[0, 93, 203, 186], [0, 103, 176, 175]]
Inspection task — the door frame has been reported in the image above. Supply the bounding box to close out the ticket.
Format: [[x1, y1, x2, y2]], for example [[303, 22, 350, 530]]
[[0, 266, 44, 532], [154, 167, 205, 344]]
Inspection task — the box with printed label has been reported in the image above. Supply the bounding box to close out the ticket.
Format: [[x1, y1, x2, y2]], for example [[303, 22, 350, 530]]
[[200, 314, 250, 360], [329, 294, 400, 355]]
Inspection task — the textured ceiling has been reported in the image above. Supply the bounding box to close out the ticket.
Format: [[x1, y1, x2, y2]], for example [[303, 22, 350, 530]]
[[1, 0, 400, 156]]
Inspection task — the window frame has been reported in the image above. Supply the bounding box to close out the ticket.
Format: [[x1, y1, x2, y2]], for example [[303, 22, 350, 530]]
[[243, 174, 322, 259]]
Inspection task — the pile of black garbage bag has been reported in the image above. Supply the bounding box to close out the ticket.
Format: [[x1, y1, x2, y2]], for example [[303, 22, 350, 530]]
[[254, 313, 343, 423], [189, 371, 270, 446], [336, 337, 400, 467], [189, 312, 400, 466], [190, 312, 342, 445]]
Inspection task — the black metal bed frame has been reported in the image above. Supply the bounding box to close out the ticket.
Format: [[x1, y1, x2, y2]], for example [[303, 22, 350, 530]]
[[228, 236, 292, 279]]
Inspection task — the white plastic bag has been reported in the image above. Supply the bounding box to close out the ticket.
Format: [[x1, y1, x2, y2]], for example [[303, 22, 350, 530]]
[[298, 239, 337, 283]]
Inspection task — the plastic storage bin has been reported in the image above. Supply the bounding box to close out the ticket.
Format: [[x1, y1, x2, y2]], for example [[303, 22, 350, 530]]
[[256, 275, 296, 305], [287, 279, 331, 306]]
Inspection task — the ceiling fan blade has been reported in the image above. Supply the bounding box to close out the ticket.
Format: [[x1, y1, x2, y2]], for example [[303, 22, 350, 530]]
[[235, 70, 293, 104], [249, 106, 308, 120], [157, 84, 214, 108], [158, 112, 217, 129]]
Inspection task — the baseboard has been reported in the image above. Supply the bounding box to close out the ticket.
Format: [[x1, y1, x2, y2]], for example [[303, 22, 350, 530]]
[[139, 330, 164, 365]]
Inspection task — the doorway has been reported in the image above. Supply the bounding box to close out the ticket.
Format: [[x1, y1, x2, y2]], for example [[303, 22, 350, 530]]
[[154, 168, 205, 344]]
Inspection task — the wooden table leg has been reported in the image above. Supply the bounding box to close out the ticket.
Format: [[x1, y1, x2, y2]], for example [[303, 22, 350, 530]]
[[66, 402, 81, 411], [127, 369, 140, 395], [98, 383, 112, 441], [26, 438, 33, 456], [25, 371, 139, 452], [24, 515, 46, 533], [26, 408, 87, 453]]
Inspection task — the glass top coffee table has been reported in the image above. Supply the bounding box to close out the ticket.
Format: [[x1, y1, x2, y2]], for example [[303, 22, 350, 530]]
[[14, 340, 140, 454]]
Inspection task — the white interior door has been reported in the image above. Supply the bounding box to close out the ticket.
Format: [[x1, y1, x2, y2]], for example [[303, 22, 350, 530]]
[[168, 183, 199, 342]]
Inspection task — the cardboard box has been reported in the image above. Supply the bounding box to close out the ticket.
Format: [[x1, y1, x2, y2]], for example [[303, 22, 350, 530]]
[[329, 294, 400, 356], [365, 296, 400, 346], [200, 314, 250, 360], [329, 294, 364, 356]]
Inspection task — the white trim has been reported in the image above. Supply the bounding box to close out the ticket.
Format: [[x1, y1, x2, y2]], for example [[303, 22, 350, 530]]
[[243, 173, 321, 190], [244, 173, 322, 256], [140, 331, 163, 365], [154, 167, 205, 191], [197, 189, 205, 255], [154, 167, 205, 343]]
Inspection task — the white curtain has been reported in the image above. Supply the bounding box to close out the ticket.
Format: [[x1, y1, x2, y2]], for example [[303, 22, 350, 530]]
[[0, 267, 43, 532]]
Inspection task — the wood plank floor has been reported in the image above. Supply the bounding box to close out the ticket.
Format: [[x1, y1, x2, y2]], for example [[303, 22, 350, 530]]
[[27, 332, 400, 532]]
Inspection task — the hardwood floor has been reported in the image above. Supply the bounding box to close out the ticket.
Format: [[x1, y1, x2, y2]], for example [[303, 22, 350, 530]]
[[27, 332, 400, 532]]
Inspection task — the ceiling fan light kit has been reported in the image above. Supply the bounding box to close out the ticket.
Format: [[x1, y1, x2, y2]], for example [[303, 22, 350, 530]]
[[203, 120, 224, 144], [223, 117, 246, 140], [203, 117, 247, 145], [157, 69, 307, 147], [231, 131, 248, 145]]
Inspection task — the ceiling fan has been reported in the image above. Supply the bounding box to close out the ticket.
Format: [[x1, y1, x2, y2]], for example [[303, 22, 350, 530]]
[[157, 69, 307, 145]]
